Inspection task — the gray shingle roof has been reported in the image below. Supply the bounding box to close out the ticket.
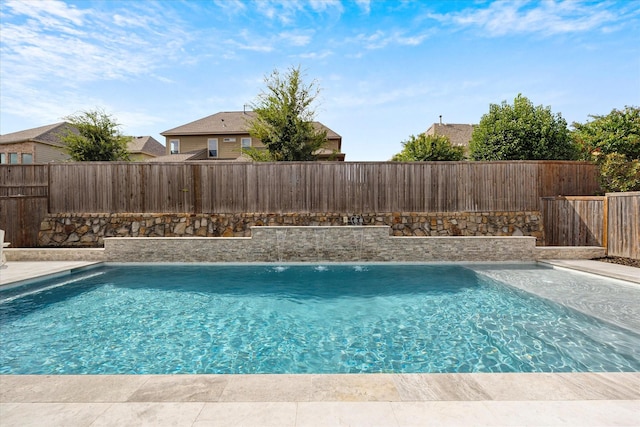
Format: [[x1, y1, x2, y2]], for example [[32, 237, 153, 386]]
[[127, 136, 165, 157], [0, 122, 74, 146], [161, 111, 341, 139]]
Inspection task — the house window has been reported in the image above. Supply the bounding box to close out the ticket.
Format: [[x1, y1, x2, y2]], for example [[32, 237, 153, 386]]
[[22, 153, 33, 164], [9, 153, 18, 164], [0, 153, 6, 164], [208, 138, 218, 158], [241, 138, 251, 149], [170, 139, 180, 154]]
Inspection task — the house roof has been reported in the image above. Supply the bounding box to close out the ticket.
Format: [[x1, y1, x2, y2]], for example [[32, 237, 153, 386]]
[[146, 149, 255, 162], [161, 111, 342, 140], [127, 136, 165, 157], [0, 122, 74, 147], [425, 123, 476, 147]]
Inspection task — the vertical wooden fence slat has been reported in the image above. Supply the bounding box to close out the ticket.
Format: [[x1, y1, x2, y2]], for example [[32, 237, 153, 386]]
[[607, 192, 640, 259], [541, 196, 605, 247]]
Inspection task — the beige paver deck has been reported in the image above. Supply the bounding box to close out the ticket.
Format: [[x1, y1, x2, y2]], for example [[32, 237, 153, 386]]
[[1, 260, 639, 426]]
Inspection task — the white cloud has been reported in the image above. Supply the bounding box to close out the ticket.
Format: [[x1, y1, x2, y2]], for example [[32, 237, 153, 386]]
[[3, 0, 86, 27], [437, 0, 621, 37], [279, 31, 313, 47], [352, 30, 430, 50], [212, 0, 247, 15], [298, 50, 333, 59], [356, 0, 371, 14], [309, 0, 344, 13]]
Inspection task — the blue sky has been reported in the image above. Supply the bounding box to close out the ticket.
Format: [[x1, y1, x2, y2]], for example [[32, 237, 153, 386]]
[[1, 0, 639, 161]]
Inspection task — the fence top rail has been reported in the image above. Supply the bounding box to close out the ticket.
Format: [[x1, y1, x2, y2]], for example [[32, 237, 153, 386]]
[[605, 191, 640, 197], [10, 160, 597, 166], [541, 196, 606, 201]]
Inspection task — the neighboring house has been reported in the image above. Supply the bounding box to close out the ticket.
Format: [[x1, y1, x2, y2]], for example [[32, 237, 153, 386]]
[[159, 111, 345, 161], [0, 122, 165, 163], [0, 122, 74, 164], [127, 136, 166, 161], [425, 121, 477, 153]]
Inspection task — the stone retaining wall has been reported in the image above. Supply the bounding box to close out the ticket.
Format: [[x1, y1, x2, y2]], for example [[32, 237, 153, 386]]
[[104, 226, 539, 263], [38, 211, 543, 248]]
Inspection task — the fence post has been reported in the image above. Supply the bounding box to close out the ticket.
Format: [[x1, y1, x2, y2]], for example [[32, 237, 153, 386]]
[[603, 195, 608, 255], [193, 164, 202, 214], [47, 163, 51, 214]]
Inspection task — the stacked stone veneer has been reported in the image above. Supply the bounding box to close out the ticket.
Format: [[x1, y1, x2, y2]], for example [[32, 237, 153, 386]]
[[104, 226, 540, 263], [38, 211, 543, 247]]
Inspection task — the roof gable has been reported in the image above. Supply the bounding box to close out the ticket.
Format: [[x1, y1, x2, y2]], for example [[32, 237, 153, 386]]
[[161, 111, 341, 139], [0, 122, 75, 146], [127, 136, 165, 156], [426, 123, 476, 147]]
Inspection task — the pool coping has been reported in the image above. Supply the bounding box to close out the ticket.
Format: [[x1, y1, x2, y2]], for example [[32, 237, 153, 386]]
[[1, 260, 639, 426]]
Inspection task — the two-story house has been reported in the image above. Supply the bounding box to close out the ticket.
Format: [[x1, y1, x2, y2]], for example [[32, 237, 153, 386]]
[[425, 120, 477, 155], [159, 111, 344, 161], [0, 122, 75, 164], [0, 122, 165, 163]]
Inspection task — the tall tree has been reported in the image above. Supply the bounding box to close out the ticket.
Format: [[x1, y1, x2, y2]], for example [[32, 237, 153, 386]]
[[246, 66, 326, 161], [469, 94, 577, 161], [572, 106, 640, 192], [391, 134, 464, 161], [62, 109, 130, 161]]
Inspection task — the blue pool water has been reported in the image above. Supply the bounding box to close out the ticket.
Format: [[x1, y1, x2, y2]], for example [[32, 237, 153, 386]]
[[1, 264, 639, 374]]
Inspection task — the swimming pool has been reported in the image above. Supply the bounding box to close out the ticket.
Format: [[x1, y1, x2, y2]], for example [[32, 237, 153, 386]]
[[1, 263, 638, 374]]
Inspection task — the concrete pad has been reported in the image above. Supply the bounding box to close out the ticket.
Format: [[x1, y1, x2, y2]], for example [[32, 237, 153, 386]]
[[391, 401, 497, 426], [393, 373, 492, 401], [0, 375, 151, 403], [541, 260, 640, 284], [195, 402, 297, 427], [0, 402, 111, 427], [90, 402, 204, 427], [127, 375, 229, 402], [219, 374, 313, 402], [310, 374, 401, 401], [0, 261, 100, 286], [296, 402, 399, 427], [479, 400, 640, 426]]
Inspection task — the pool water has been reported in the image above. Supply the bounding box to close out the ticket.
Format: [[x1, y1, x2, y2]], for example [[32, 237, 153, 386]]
[[1, 264, 639, 374]]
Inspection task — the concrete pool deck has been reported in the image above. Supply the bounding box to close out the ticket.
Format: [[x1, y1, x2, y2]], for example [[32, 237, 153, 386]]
[[1, 260, 639, 426]]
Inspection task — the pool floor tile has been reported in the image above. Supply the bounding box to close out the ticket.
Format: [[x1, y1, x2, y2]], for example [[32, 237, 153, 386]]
[[296, 402, 399, 427], [194, 402, 297, 427]]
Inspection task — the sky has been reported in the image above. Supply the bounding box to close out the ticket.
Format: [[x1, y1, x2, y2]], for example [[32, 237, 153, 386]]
[[1, 0, 639, 161]]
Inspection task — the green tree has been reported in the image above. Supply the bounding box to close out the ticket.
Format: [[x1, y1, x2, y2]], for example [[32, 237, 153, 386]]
[[246, 66, 326, 161], [62, 109, 130, 161], [572, 106, 640, 192], [391, 134, 464, 161], [469, 94, 577, 161]]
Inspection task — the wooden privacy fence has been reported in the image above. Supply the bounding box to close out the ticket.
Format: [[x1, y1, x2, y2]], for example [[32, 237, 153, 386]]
[[542, 192, 640, 260], [44, 161, 599, 214], [607, 192, 640, 259], [2, 161, 601, 247], [0, 165, 49, 247], [541, 196, 606, 247]]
